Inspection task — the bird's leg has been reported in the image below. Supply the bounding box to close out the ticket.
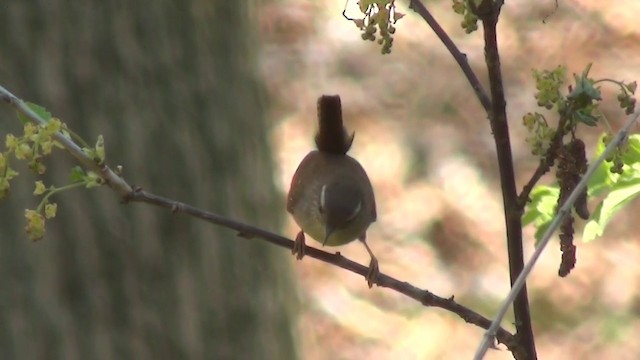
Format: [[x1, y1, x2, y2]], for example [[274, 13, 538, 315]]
[[292, 231, 306, 260], [359, 233, 379, 288]]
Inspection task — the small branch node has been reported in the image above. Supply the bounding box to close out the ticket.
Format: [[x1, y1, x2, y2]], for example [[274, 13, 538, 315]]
[[122, 186, 141, 204], [171, 201, 184, 214]]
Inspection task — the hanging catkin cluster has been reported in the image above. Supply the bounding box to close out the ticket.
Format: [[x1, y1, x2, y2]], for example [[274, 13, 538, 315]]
[[555, 138, 589, 277]]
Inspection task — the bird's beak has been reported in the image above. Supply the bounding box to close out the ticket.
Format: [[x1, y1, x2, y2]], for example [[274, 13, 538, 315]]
[[323, 225, 334, 246]]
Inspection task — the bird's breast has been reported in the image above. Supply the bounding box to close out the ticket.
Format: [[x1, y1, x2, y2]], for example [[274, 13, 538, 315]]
[[288, 151, 375, 246]]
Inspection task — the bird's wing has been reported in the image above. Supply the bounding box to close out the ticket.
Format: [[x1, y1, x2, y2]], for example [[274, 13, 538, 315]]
[[286, 151, 319, 214]]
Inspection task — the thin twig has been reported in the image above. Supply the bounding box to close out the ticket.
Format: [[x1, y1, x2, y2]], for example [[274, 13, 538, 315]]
[[0, 85, 132, 197], [408, 0, 492, 112], [0, 83, 521, 354], [517, 110, 573, 209], [474, 111, 640, 360]]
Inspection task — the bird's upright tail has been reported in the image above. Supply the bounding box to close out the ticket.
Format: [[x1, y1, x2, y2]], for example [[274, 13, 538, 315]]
[[315, 95, 354, 155]]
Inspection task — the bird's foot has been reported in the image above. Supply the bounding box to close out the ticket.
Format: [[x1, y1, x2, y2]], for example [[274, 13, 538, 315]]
[[365, 257, 379, 288], [292, 231, 306, 260]]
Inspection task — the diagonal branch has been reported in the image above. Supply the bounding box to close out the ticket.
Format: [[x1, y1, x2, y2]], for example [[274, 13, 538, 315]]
[[128, 189, 522, 351], [0, 84, 522, 355], [408, 0, 492, 112]]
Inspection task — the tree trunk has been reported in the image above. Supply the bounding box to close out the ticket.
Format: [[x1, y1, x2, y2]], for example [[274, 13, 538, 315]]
[[0, 1, 298, 359]]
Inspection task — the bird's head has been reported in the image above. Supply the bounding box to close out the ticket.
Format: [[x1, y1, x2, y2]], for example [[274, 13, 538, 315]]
[[319, 181, 363, 245]]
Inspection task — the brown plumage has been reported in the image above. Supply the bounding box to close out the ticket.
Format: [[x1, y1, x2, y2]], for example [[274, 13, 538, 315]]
[[287, 95, 379, 287]]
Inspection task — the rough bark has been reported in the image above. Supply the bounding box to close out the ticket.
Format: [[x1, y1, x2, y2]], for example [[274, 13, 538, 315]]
[[0, 1, 297, 359]]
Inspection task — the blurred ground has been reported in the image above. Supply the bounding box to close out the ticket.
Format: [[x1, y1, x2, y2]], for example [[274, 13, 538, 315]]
[[258, 0, 640, 359]]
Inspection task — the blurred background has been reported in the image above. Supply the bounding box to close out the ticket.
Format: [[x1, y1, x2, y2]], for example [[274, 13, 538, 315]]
[[265, 0, 640, 359], [0, 1, 297, 359], [0, 0, 639, 359]]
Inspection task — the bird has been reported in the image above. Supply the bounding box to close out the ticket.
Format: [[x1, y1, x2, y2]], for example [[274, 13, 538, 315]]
[[287, 94, 379, 287]]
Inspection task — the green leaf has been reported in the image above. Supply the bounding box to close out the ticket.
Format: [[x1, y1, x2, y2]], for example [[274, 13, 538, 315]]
[[606, 134, 640, 184], [95, 135, 105, 164], [587, 134, 640, 196], [85, 172, 102, 188], [573, 110, 598, 126], [595, 133, 608, 156], [583, 203, 604, 242], [588, 156, 613, 197], [582, 180, 640, 242], [621, 134, 640, 164], [359, 0, 375, 12], [531, 185, 560, 202], [69, 166, 85, 182], [522, 185, 559, 226], [534, 221, 553, 247], [17, 102, 52, 124], [568, 75, 601, 102], [521, 210, 539, 227]]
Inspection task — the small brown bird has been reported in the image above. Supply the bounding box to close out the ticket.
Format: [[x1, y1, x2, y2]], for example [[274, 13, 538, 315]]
[[287, 95, 379, 287]]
